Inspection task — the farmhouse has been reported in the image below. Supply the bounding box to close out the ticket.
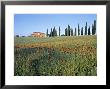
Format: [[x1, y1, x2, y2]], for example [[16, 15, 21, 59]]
[[31, 32, 45, 38]]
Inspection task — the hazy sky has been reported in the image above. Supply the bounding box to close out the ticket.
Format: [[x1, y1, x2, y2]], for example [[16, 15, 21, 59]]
[[14, 14, 96, 36]]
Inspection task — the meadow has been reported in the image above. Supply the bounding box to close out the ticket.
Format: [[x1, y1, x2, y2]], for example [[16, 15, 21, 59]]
[[14, 35, 97, 76]]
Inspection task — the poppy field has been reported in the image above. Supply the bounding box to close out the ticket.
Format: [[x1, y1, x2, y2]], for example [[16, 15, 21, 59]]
[[14, 35, 97, 76]]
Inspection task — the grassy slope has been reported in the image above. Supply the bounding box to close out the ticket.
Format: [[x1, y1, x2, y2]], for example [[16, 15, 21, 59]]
[[14, 36, 97, 76]]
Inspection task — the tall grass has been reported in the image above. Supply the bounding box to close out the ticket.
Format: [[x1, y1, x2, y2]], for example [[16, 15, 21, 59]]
[[14, 36, 97, 76]]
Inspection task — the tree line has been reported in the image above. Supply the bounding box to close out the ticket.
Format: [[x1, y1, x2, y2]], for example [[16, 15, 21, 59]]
[[46, 20, 96, 37]]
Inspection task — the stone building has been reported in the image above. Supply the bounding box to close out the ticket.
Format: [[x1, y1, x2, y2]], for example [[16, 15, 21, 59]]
[[31, 32, 45, 38]]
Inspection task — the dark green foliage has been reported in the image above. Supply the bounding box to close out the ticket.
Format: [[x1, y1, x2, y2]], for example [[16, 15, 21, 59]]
[[51, 28, 53, 37], [88, 26, 91, 35], [85, 22, 87, 35], [92, 24, 94, 35], [71, 28, 73, 36], [61, 34, 65, 36], [49, 28, 53, 37], [47, 19, 96, 37], [59, 26, 60, 36], [92, 20, 96, 35], [75, 28, 77, 36], [16, 35, 19, 37], [78, 24, 80, 36], [68, 25, 71, 36], [49, 27, 57, 37], [45, 19, 96, 38], [65, 28, 68, 36], [81, 27, 83, 35], [46, 29, 48, 37], [94, 20, 96, 35], [53, 26, 57, 37]]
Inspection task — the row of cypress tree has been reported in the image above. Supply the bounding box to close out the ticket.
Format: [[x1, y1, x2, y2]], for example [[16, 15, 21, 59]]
[[46, 20, 96, 37]]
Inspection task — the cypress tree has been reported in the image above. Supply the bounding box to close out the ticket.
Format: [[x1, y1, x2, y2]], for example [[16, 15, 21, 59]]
[[59, 26, 60, 36], [92, 24, 94, 35], [51, 28, 53, 37], [53, 27, 55, 37], [94, 20, 96, 35], [46, 29, 48, 37], [78, 24, 80, 36], [88, 26, 91, 35], [71, 28, 73, 36], [55, 29, 57, 36], [85, 22, 87, 35], [49, 28, 53, 37], [81, 27, 83, 35], [53, 26, 57, 37], [68, 29, 70, 36], [68, 25, 71, 36], [75, 28, 77, 36], [92, 20, 96, 35], [65, 28, 68, 36]]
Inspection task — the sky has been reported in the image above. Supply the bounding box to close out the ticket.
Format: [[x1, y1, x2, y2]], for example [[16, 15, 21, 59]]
[[14, 14, 97, 36]]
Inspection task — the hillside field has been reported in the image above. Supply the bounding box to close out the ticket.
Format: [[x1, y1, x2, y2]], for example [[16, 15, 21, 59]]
[[14, 35, 97, 76]]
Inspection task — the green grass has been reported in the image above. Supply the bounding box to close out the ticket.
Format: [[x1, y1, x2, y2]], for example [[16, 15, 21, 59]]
[[14, 35, 97, 76]]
